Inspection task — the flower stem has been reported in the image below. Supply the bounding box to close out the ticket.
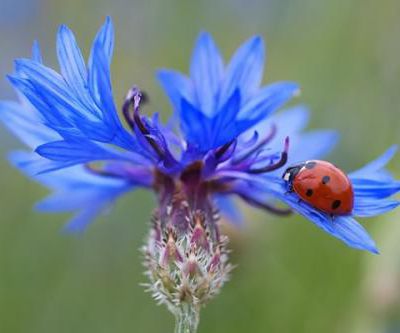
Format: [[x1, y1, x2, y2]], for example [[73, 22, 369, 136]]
[[174, 304, 200, 333]]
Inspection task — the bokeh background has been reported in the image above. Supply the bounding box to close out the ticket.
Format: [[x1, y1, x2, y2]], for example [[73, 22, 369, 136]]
[[0, 0, 399, 332]]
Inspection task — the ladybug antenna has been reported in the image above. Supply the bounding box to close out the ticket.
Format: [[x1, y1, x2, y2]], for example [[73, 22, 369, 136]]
[[248, 137, 289, 174]]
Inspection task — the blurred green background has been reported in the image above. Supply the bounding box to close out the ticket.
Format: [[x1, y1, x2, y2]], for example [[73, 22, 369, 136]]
[[0, 0, 399, 332]]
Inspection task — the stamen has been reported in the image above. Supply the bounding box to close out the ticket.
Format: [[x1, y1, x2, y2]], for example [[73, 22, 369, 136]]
[[232, 124, 277, 164], [247, 136, 289, 174], [123, 87, 149, 128], [215, 140, 236, 160], [122, 86, 139, 130], [124, 86, 166, 159]]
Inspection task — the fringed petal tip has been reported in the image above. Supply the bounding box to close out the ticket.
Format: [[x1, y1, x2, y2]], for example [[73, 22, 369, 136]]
[[349, 146, 400, 217], [284, 194, 380, 254], [350, 145, 398, 180]]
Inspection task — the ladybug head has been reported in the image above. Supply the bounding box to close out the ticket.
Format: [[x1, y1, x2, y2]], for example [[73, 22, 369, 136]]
[[282, 163, 305, 184]]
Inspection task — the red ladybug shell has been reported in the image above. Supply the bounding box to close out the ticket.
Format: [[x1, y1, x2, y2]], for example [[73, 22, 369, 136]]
[[284, 160, 354, 215]]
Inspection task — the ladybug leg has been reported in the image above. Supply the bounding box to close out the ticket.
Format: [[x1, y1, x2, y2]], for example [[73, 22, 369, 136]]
[[284, 184, 294, 195], [329, 214, 336, 221]]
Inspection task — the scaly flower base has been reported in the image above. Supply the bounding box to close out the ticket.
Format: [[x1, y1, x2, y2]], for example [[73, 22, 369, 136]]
[[142, 169, 233, 333]]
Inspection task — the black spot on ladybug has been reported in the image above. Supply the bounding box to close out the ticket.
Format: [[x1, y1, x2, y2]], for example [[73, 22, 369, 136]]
[[322, 176, 330, 184], [306, 189, 313, 197], [331, 200, 341, 210], [305, 161, 317, 169]]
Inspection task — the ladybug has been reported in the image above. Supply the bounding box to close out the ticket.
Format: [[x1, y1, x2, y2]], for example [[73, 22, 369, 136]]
[[282, 160, 354, 215]]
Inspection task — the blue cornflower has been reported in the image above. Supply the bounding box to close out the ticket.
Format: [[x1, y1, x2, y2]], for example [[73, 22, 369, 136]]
[[1, 17, 398, 258]]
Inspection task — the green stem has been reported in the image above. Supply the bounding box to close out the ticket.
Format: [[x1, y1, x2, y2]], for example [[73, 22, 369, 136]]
[[174, 304, 200, 333]]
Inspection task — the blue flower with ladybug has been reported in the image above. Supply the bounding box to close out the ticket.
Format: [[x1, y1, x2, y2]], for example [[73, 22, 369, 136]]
[[0, 17, 399, 254]]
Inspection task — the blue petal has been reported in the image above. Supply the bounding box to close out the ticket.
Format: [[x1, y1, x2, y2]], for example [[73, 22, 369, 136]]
[[35, 139, 130, 164], [190, 32, 224, 116], [88, 35, 110, 106], [239, 81, 300, 121], [206, 89, 242, 147], [348, 147, 400, 216], [10, 149, 127, 175], [36, 188, 115, 211], [59, 176, 132, 233], [349, 146, 397, 181], [56, 24, 87, 102], [289, 130, 339, 164], [247, 105, 310, 147], [7, 75, 84, 141], [179, 98, 211, 149], [63, 206, 105, 233], [180, 90, 244, 151], [34, 168, 132, 233], [87, 17, 115, 109], [90, 16, 114, 66], [0, 101, 59, 148], [352, 178, 400, 197], [58, 186, 130, 233], [9, 152, 134, 232], [9, 150, 74, 175], [15, 59, 74, 104], [220, 36, 265, 106], [7, 75, 60, 124], [270, 105, 310, 133], [353, 198, 400, 217], [327, 216, 379, 254], [88, 42, 137, 151], [29, 161, 132, 189], [31, 40, 43, 63], [157, 69, 194, 112], [12, 60, 92, 126], [279, 188, 378, 253]]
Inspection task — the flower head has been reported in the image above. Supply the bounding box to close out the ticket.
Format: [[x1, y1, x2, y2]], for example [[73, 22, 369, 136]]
[[0, 17, 398, 253]]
